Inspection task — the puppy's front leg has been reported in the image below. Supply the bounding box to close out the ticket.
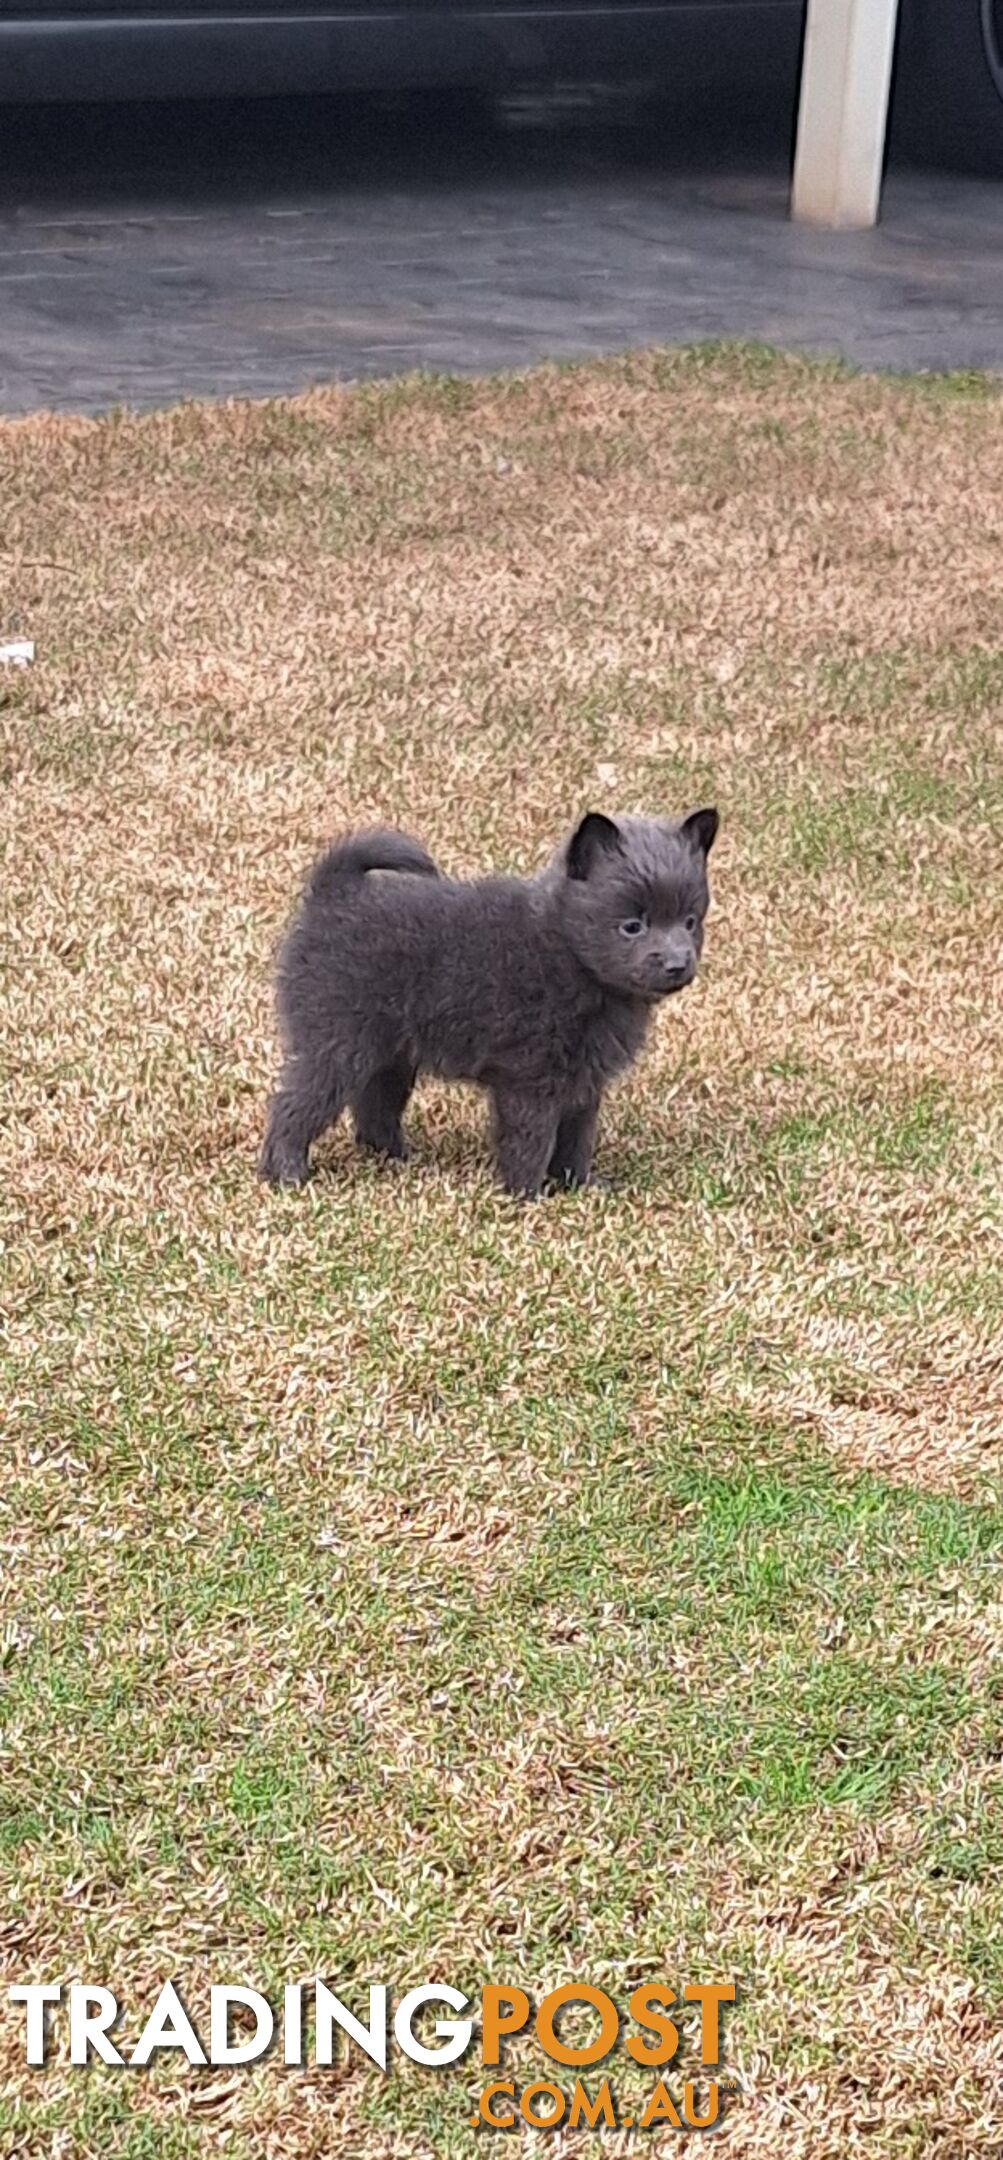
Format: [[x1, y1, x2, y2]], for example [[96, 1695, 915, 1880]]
[[490, 1088, 560, 1198], [548, 1096, 601, 1190]]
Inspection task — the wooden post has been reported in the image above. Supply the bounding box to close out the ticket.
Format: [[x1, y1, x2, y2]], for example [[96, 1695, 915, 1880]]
[[791, 0, 901, 229]]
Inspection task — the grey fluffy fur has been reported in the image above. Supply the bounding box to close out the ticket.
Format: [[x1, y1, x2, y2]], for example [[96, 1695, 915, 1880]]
[[260, 807, 718, 1196]]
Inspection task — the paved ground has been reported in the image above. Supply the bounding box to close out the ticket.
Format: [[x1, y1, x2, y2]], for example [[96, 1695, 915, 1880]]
[[0, 96, 1001, 415]]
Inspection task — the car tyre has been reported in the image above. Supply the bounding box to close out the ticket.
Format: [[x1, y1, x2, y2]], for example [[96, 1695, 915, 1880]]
[[892, 0, 1003, 174]]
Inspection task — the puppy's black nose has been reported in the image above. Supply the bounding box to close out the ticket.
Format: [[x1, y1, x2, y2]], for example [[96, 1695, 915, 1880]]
[[660, 964, 691, 991]]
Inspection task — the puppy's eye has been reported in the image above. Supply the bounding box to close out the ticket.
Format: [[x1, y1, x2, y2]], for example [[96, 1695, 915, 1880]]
[[684, 914, 697, 935], [619, 915, 647, 939]]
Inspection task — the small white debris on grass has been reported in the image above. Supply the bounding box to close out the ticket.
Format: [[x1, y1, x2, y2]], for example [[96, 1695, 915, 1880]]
[[0, 638, 34, 666]]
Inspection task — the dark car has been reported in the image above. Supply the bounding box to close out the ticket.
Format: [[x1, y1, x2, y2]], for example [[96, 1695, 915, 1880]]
[[0, 0, 1000, 172]]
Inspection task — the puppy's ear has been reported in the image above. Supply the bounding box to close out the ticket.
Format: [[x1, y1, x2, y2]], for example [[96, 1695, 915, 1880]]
[[679, 807, 719, 858], [567, 812, 623, 881]]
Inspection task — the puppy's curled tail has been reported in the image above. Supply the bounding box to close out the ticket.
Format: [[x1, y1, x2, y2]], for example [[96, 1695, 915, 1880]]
[[307, 828, 440, 899]]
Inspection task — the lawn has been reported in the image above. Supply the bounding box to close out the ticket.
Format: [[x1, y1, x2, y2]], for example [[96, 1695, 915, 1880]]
[[1, 345, 1002, 2158]]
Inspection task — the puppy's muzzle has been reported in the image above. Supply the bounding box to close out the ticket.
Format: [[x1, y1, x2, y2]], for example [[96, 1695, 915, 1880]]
[[646, 953, 695, 996]]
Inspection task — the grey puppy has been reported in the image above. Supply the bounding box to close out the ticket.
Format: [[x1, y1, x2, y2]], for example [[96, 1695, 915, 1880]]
[[260, 806, 718, 1197]]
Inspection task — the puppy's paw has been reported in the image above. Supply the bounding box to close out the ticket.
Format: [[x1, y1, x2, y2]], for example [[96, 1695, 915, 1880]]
[[356, 1131, 410, 1163], [258, 1141, 310, 1188]]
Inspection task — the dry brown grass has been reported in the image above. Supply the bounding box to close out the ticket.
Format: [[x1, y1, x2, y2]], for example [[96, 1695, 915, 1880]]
[[1, 348, 1002, 2159]]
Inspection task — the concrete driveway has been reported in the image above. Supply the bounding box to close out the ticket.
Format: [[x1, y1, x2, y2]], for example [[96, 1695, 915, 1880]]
[[0, 96, 1000, 414]]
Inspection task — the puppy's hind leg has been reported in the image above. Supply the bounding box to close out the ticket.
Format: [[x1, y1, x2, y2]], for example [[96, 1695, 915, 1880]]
[[259, 1055, 345, 1187], [352, 1059, 417, 1162]]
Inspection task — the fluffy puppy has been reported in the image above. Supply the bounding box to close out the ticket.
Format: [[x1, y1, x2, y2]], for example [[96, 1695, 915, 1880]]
[[260, 807, 718, 1196]]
